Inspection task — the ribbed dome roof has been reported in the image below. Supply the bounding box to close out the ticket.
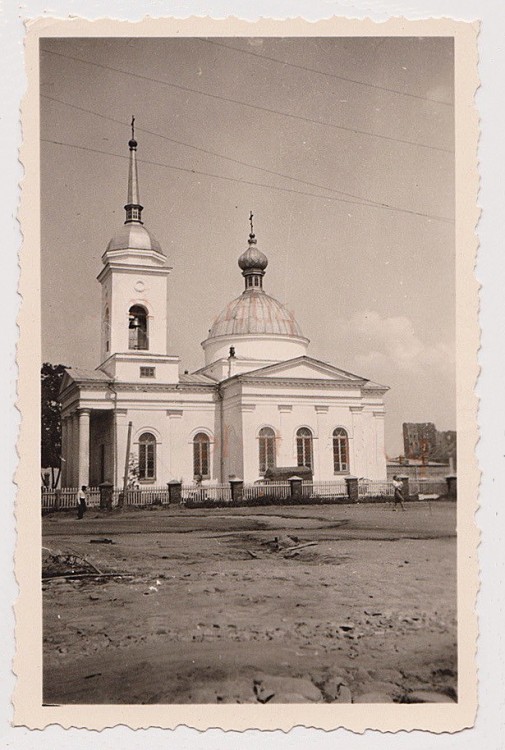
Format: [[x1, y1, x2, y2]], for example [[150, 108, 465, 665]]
[[106, 223, 163, 254], [209, 289, 304, 338]]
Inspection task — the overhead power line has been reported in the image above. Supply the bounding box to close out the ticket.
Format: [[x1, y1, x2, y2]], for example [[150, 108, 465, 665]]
[[42, 94, 387, 209], [40, 137, 453, 224], [200, 38, 454, 107], [40, 47, 453, 155]]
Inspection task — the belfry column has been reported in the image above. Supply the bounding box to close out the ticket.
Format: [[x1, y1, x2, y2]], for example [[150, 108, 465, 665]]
[[114, 409, 129, 488], [67, 414, 75, 487], [77, 408, 91, 488], [61, 416, 68, 487]]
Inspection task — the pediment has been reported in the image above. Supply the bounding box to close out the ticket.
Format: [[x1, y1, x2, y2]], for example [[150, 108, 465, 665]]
[[241, 356, 368, 383], [59, 367, 110, 394]]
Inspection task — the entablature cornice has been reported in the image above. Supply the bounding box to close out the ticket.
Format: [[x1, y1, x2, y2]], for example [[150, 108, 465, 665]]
[[236, 376, 367, 389]]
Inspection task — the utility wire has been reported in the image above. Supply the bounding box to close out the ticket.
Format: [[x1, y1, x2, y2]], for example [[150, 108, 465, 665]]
[[200, 38, 454, 107], [42, 94, 386, 208], [41, 137, 453, 224], [40, 47, 452, 154]]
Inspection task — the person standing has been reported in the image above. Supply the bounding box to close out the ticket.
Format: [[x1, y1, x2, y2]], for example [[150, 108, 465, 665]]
[[77, 485, 88, 519], [391, 476, 406, 511]]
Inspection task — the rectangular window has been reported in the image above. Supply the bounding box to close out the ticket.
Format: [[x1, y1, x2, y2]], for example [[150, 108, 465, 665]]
[[140, 366, 155, 378]]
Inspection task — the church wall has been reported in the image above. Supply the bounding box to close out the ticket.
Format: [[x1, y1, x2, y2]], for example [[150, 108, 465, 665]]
[[233, 382, 387, 482], [220, 382, 245, 480], [115, 395, 217, 485]]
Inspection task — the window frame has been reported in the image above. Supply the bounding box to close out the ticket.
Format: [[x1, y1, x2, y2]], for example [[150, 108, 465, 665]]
[[193, 432, 211, 480], [258, 426, 276, 475], [138, 432, 156, 481], [332, 427, 349, 474], [296, 427, 313, 470]]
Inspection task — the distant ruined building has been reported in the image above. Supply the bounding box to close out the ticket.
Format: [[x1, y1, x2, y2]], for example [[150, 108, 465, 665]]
[[402, 422, 456, 465]]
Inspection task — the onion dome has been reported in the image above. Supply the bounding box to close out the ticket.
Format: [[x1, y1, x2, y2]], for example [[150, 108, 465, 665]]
[[207, 212, 305, 338], [238, 234, 268, 272], [237, 212, 268, 290], [106, 116, 163, 255]]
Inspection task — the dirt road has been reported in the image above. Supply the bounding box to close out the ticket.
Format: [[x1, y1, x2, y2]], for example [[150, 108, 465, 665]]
[[42, 501, 457, 704]]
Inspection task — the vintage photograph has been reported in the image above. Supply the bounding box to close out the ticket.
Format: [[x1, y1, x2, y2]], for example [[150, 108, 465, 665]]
[[37, 30, 462, 711]]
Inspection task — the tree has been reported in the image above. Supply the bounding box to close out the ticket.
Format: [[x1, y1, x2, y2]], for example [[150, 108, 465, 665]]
[[41, 363, 68, 488]]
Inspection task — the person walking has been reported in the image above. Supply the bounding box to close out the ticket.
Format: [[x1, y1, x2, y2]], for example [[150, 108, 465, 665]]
[[391, 476, 406, 511], [77, 485, 88, 519]]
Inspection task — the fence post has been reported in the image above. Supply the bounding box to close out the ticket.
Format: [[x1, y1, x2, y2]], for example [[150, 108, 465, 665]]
[[288, 476, 303, 500], [54, 488, 61, 511], [446, 475, 457, 499], [344, 476, 359, 503], [99, 481, 114, 510], [230, 478, 244, 503], [168, 480, 182, 504]]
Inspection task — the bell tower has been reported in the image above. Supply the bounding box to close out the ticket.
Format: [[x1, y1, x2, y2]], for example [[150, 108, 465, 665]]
[[97, 119, 179, 383]]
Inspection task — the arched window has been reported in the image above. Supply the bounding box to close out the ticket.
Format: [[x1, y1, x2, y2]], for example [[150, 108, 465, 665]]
[[138, 432, 156, 480], [258, 427, 276, 475], [128, 305, 148, 350], [193, 432, 210, 479], [333, 428, 349, 473], [296, 427, 313, 470]]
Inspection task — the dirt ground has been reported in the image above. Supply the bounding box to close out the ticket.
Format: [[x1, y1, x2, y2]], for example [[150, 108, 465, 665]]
[[42, 501, 457, 705]]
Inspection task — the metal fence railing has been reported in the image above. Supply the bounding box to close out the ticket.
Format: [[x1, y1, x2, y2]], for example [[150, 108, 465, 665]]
[[358, 479, 395, 497], [303, 480, 348, 498], [42, 475, 453, 511], [409, 479, 447, 496], [119, 486, 170, 506], [181, 483, 233, 504], [244, 482, 291, 501], [41, 486, 101, 510]]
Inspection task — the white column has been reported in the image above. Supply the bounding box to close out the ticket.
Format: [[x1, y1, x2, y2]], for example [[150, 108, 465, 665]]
[[77, 408, 91, 488], [350, 406, 364, 478], [277, 405, 292, 467], [314, 406, 328, 481], [114, 409, 129, 488], [373, 411, 386, 480], [67, 414, 74, 487], [167, 409, 183, 481], [73, 413, 80, 487], [61, 417, 68, 487]]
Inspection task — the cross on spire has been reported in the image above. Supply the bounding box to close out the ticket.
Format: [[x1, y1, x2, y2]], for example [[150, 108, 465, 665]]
[[249, 211, 254, 235], [131, 115, 135, 141]]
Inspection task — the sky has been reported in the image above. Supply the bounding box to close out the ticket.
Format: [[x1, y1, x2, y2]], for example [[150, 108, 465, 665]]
[[40, 36, 455, 456]]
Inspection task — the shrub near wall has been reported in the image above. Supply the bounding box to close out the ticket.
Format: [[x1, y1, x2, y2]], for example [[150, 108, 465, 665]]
[[185, 493, 353, 509]]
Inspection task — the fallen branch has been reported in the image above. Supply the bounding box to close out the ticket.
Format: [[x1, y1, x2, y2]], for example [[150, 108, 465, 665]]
[[284, 541, 318, 554], [245, 549, 258, 559]]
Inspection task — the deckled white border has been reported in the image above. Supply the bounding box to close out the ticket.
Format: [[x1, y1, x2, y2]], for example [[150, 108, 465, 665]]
[[7, 5, 478, 748]]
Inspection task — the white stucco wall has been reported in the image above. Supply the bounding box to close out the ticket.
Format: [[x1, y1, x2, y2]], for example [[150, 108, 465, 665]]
[[98, 265, 170, 362], [61, 371, 387, 488]]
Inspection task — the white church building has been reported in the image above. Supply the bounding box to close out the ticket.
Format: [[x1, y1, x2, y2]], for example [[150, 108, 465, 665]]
[[59, 130, 389, 488]]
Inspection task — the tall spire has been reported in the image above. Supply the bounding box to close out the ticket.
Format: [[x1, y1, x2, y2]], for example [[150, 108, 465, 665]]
[[124, 116, 144, 224]]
